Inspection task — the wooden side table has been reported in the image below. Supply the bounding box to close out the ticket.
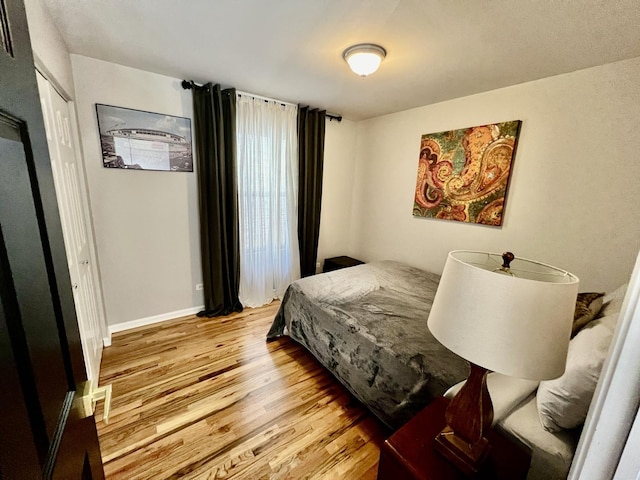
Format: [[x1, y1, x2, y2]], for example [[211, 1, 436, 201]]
[[378, 397, 531, 480]]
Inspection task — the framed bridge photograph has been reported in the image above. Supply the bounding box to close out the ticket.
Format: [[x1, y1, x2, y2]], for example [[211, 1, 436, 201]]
[[95, 104, 193, 172]]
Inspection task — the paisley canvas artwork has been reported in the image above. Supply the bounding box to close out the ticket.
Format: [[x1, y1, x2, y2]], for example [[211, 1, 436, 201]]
[[413, 120, 521, 226]]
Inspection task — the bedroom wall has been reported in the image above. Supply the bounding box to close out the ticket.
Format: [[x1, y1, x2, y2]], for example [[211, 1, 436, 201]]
[[317, 118, 358, 269], [69, 55, 354, 326], [24, 0, 75, 97], [349, 56, 640, 292], [70, 55, 203, 327]]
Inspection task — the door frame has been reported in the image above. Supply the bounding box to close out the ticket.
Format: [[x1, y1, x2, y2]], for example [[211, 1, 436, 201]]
[[568, 250, 640, 478]]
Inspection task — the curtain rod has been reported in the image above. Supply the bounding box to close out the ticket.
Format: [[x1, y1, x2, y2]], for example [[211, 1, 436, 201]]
[[237, 90, 297, 108], [182, 80, 342, 122]]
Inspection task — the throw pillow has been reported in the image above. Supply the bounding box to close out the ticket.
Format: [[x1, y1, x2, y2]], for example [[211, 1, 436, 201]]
[[536, 313, 617, 432], [571, 292, 605, 337]]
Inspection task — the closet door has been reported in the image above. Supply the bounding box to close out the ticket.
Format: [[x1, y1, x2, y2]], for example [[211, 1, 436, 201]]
[[36, 72, 104, 385]]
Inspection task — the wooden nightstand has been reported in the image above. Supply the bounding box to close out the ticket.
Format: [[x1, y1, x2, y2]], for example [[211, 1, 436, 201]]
[[377, 397, 531, 480], [322, 256, 364, 273]]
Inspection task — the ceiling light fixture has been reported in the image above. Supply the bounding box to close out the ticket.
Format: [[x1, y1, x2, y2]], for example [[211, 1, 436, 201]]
[[342, 43, 387, 77]]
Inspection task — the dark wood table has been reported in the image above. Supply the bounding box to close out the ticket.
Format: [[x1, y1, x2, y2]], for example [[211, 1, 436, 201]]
[[322, 256, 364, 273], [378, 397, 531, 480]]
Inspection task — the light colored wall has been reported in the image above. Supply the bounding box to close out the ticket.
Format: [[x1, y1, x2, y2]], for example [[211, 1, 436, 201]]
[[39, 32, 640, 322], [24, 0, 75, 98], [350, 57, 640, 292], [71, 55, 203, 326], [317, 118, 358, 269], [65, 54, 358, 324]]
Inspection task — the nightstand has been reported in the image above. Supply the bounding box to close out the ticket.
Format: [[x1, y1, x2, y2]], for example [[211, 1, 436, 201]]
[[377, 397, 531, 480], [322, 255, 364, 273]]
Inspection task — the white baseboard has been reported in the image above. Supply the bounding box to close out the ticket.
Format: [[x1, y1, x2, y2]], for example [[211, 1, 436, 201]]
[[108, 305, 204, 335]]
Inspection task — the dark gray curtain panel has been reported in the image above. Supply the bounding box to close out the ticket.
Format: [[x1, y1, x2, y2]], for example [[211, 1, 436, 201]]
[[297, 106, 326, 277], [191, 83, 243, 316]]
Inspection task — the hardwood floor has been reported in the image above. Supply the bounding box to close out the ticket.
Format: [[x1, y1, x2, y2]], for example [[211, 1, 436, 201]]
[[95, 302, 389, 479]]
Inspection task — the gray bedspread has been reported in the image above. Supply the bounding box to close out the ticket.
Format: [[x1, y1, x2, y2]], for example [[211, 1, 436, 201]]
[[267, 260, 468, 428]]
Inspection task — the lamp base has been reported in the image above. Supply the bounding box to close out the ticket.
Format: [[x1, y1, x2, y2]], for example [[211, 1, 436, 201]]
[[433, 363, 493, 475], [434, 426, 491, 475]]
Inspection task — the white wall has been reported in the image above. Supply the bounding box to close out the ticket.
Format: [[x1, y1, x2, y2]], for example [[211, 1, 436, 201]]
[[349, 57, 640, 292], [24, 0, 75, 98], [71, 55, 203, 327], [66, 54, 360, 325], [317, 118, 358, 268], [35, 23, 640, 323]]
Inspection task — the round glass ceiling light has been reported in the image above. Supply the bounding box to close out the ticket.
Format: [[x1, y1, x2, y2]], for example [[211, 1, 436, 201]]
[[342, 43, 387, 77]]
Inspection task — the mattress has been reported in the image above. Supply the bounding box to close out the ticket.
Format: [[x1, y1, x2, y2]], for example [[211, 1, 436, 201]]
[[498, 395, 579, 480], [445, 372, 579, 479], [267, 260, 468, 428]]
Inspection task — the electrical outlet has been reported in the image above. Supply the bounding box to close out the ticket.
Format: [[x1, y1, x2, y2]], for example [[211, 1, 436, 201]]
[[196, 283, 204, 291]]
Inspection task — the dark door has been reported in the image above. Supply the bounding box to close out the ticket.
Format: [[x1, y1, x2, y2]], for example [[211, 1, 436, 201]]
[[0, 1, 104, 478]]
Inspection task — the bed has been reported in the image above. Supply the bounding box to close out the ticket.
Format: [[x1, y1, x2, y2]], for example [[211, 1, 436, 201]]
[[266, 260, 469, 428], [268, 258, 628, 479]]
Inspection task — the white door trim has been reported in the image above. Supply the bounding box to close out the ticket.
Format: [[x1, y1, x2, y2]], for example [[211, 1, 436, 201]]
[[569, 250, 640, 479]]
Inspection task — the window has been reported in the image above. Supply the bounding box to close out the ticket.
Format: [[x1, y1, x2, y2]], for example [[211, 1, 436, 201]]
[[236, 95, 300, 307]]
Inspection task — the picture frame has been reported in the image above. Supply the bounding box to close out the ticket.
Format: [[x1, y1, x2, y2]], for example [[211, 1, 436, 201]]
[[413, 120, 521, 226], [95, 103, 193, 172]]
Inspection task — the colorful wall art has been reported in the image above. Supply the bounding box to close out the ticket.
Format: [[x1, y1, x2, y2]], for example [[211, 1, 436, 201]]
[[413, 121, 521, 226]]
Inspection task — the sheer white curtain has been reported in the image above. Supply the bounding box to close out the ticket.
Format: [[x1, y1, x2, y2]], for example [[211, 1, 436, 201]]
[[236, 94, 300, 307]]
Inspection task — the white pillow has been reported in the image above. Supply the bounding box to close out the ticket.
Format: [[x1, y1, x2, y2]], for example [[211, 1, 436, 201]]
[[600, 282, 628, 317], [536, 313, 618, 432], [444, 372, 539, 425]]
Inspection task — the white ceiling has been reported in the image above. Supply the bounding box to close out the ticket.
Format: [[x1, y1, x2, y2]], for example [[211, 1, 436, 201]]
[[42, 0, 640, 120]]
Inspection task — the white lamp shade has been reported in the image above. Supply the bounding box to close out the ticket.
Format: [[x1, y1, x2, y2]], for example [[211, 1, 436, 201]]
[[343, 44, 386, 77], [427, 251, 579, 381]]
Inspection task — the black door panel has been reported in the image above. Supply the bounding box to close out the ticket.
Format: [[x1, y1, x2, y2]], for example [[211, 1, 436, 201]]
[[0, 0, 104, 478]]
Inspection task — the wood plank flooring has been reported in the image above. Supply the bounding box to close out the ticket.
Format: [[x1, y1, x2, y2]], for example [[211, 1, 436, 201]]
[[95, 302, 389, 479]]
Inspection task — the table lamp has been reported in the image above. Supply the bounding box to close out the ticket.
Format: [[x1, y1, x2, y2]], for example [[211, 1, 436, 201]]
[[427, 251, 579, 475]]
